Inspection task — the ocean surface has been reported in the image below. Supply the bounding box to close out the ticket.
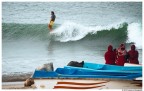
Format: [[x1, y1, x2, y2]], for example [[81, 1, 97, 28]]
[[2, 2, 142, 77]]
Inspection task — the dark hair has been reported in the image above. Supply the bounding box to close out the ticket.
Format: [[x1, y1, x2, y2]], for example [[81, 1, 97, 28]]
[[51, 11, 54, 14]]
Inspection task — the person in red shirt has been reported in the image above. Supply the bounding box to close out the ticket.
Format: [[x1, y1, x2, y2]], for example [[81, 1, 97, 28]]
[[128, 45, 139, 64], [104, 45, 115, 65], [115, 44, 127, 66]]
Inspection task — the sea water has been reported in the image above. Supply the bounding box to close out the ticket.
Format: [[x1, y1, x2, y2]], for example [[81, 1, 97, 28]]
[[2, 2, 142, 77]]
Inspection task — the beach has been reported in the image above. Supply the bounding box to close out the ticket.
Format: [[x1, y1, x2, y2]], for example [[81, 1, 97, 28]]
[[2, 79, 142, 89], [2, 81, 36, 89], [2, 2, 142, 89], [2, 73, 35, 89], [2, 2, 142, 75]]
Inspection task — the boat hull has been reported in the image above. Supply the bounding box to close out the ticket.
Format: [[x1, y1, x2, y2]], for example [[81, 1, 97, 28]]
[[32, 62, 142, 80]]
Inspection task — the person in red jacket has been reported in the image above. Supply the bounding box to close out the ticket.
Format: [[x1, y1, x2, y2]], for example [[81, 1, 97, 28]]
[[104, 45, 115, 65], [115, 43, 127, 66], [128, 45, 139, 64]]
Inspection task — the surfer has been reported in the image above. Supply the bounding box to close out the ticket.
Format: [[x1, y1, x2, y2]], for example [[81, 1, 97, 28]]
[[48, 11, 56, 31], [104, 45, 115, 65], [128, 45, 139, 64]]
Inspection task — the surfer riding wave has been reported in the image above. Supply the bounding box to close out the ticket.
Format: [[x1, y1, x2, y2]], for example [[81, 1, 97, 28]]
[[48, 11, 56, 31]]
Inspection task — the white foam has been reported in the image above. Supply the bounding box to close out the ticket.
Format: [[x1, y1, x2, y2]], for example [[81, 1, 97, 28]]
[[50, 21, 142, 49], [127, 22, 142, 49], [50, 21, 120, 42], [50, 21, 89, 42]]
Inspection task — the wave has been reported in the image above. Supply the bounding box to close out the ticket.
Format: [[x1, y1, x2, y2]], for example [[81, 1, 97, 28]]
[[2, 21, 142, 49], [50, 21, 142, 49], [2, 23, 51, 41], [127, 22, 142, 49], [50, 21, 127, 42]]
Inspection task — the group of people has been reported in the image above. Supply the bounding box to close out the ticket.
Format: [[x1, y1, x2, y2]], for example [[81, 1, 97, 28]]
[[104, 43, 139, 66]]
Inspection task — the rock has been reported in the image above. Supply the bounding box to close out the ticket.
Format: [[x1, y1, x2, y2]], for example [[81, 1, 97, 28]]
[[24, 78, 34, 87], [36, 62, 54, 71], [67, 61, 84, 67]]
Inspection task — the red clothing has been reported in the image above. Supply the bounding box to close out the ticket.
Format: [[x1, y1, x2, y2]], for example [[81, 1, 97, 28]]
[[115, 55, 126, 66], [104, 45, 115, 65], [115, 44, 127, 66], [128, 45, 139, 64]]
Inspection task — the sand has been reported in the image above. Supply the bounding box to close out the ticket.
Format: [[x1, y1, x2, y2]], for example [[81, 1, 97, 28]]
[[34, 79, 142, 89], [2, 81, 36, 89], [2, 79, 142, 89]]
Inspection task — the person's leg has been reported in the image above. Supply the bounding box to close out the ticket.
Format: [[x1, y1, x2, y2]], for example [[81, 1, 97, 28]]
[[48, 24, 52, 31], [48, 21, 54, 31]]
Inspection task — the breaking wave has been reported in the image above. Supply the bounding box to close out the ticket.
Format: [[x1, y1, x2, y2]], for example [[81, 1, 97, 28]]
[[2, 21, 142, 49]]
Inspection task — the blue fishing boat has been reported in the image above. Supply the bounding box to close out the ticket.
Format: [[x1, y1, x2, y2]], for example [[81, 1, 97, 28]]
[[83, 62, 142, 71], [32, 62, 142, 89], [32, 62, 142, 80]]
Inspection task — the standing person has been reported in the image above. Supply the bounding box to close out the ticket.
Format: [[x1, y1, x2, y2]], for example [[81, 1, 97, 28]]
[[48, 11, 56, 31], [115, 43, 127, 66], [104, 45, 115, 65], [128, 45, 139, 64]]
